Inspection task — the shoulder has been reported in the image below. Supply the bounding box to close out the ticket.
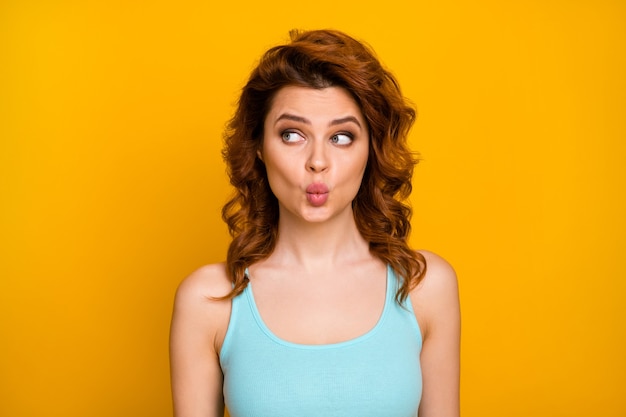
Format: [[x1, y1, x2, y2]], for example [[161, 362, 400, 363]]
[[410, 250, 460, 338], [175, 263, 233, 302], [416, 250, 458, 293], [171, 263, 233, 352], [170, 264, 232, 415]]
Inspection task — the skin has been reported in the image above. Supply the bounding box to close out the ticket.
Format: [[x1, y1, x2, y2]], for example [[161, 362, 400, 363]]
[[170, 86, 460, 417]]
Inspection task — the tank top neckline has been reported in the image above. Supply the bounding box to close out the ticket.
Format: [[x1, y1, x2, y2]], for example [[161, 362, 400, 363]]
[[242, 264, 395, 350]]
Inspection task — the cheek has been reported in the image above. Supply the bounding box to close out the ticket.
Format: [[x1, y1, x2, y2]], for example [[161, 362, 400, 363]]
[[263, 155, 296, 195], [339, 150, 369, 194], [350, 147, 369, 179]]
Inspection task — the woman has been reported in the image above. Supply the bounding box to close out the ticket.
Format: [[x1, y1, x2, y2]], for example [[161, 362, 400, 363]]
[[170, 29, 460, 417]]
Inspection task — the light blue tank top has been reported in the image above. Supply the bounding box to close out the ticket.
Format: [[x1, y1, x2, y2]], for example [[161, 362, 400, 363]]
[[220, 265, 423, 417]]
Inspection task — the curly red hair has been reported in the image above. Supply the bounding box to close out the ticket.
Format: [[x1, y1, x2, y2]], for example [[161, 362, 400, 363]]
[[221, 29, 426, 302]]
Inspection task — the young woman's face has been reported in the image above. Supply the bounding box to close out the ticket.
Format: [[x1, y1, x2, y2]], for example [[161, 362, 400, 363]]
[[260, 85, 369, 224]]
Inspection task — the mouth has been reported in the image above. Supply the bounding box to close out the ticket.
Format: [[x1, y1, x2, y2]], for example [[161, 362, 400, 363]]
[[306, 183, 329, 195], [306, 183, 329, 207]]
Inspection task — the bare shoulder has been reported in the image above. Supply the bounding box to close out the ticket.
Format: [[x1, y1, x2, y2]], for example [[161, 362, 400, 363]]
[[170, 264, 232, 415], [415, 250, 458, 294], [171, 263, 233, 352], [410, 250, 460, 337], [175, 263, 233, 303]]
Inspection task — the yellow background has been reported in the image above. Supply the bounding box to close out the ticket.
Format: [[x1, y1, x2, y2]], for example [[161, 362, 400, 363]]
[[1, 0, 624, 416]]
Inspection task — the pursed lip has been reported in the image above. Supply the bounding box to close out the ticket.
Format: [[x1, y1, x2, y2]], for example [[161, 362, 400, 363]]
[[306, 183, 329, 195], [305, 182, 329, 207]]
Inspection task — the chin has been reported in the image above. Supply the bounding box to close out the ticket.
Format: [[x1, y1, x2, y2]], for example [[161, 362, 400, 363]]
[[295, 206, 334, 223], [300, 212, 332, 223]]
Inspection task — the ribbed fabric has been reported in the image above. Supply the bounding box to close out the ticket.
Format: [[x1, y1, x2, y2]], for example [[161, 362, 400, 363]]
[[220, 265, 422, 417]]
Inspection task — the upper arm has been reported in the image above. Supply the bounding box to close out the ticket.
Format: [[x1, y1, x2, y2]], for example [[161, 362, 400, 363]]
[[169, 264, 232, 417], [411, 251, 460, 417]]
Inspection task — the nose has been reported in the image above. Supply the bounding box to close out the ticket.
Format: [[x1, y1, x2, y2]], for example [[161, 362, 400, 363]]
[[306, 140, 329, 173]]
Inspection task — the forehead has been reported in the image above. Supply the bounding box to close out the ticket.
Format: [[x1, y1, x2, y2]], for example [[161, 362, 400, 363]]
[[266, 85, 365, 124]]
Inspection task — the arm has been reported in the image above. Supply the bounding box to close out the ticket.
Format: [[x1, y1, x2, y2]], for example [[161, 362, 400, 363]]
[[411, 251, 461, 417], [170, 264, 232, 417]]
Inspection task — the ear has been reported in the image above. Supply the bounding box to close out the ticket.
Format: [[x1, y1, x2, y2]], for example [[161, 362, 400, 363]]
[[256, 149, 263, 162]]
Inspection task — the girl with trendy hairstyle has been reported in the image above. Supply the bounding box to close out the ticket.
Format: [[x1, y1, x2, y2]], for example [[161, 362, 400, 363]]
[[170, 29, 460, 417]]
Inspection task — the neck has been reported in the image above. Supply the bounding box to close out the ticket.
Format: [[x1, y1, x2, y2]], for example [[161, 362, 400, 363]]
[[270, 207, 371, 271]]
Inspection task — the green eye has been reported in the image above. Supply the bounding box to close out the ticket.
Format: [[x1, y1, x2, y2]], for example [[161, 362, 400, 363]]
[[331, 133, 353, 145], [281, 131, 304, 143]]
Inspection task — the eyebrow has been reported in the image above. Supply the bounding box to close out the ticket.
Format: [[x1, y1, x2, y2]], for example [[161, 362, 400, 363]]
[[275, 113, 362, 129]]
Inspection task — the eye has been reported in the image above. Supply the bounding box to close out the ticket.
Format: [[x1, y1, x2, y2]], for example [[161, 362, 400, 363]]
[[281, 131, 305, 143], [330, 133, 353, 145]]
